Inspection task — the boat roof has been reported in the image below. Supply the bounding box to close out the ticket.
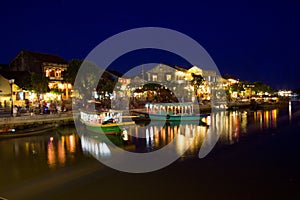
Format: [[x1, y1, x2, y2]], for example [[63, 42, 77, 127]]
[[145, 102, 194, 107]]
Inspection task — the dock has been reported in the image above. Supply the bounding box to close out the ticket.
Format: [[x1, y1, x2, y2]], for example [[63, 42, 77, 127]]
[[0, 113, 77, 129]]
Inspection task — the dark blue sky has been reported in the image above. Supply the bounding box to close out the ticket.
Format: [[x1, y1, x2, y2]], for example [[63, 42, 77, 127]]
[[1, 0, 299, 89]]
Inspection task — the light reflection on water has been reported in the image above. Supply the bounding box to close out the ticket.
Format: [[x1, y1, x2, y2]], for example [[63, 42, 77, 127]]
[[0, 105, 295, 187], [0, 128, 83, 187], [81, 108, 281, 161]]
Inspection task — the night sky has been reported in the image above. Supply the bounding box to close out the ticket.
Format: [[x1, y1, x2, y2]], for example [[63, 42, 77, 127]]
[[1, 0, 299, 89]]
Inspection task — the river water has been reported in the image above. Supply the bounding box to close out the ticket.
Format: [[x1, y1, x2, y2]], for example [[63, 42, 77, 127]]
[[1, 101, 299, 199]]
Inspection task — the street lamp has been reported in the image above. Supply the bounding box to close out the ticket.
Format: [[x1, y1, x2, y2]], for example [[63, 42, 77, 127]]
[[8, 79, 14, 116]]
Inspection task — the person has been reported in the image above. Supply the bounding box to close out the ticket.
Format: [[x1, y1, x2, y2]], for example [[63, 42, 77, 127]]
[[13, 105, 18, 117]]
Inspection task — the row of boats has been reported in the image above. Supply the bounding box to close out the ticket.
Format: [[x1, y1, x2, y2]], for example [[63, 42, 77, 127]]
[[80, 102, 210, 134]]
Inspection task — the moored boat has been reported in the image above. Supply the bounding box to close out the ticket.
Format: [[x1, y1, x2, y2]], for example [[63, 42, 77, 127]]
[[80, 110, 135, 134], [132, 102, 209, 122], [0, 125, 56, 139]]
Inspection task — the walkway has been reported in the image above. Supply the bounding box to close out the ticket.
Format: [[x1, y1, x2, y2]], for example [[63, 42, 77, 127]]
[[0, 112, 77, 129]]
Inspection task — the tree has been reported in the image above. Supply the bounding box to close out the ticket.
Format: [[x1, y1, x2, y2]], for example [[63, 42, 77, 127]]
[[231, 83, 245, 93], [190, 73, 204, 96], [252, 81, 275, 94], [64, 59, 82, 85], [73, 60, 102, 100], [31, 73, 49, 98], [223, 74, 238, 80], [97, 78, 116, 95]]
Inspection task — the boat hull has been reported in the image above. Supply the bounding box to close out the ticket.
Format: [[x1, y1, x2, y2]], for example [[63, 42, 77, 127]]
[[85, 124, 122, 134], [0, 125, 56, 139], [81, 119, 135, 134], [133, 111, 209, 121]]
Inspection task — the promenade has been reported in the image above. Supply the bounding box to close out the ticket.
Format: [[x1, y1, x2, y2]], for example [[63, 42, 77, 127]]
[[0, 112, 76, 129]]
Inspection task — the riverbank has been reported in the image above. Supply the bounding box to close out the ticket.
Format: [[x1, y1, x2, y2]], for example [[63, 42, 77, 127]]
[[200, 100, 291, 113], [0, 112, 77, 132]]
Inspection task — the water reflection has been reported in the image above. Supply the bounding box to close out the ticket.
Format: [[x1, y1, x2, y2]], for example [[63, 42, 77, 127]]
[[253, 109, 278, 130], [0, 128, 82, 180], [289, 101, 292, 122], [0, 107, 289, 185], [80, 108, 282, 161], [46, 134, 80, 168]]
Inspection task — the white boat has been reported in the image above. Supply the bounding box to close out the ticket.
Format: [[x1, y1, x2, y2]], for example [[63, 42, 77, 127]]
[[80, 110, 134, 134]]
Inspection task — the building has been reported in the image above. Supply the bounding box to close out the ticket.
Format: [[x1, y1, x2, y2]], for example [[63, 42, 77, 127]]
[[0, 70, 34, 108], [0, 74, 12, 109], [119, 64, 221, 102], [9, 50, 71, 101]]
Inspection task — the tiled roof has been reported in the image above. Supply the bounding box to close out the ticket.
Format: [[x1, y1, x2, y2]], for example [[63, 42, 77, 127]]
[[21, 50, 67, 64]]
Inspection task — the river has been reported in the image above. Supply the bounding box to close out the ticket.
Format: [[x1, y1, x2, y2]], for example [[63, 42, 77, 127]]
[[0, 101, 299, 199]]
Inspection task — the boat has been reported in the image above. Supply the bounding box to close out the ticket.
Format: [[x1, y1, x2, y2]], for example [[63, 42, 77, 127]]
[[132, 102, 209, 122], [135, 118, 209, 127], [0, 125, 56, 139], [80, 110, 135, 134]]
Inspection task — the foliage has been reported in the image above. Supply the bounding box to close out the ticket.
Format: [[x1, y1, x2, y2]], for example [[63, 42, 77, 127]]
[[252, 81, 275, 94], [50, 88, 61, 94], [223, 74, 238, 80], [97, 78, 117, 94], [64, 59, 82, 85], [68, 59, 119, 99], [190, 73, 204, 96], [230, 83, 245, 92], [73, 60, 102, 100], [31, 72, 49, 94], [142, 83, 162, 91]]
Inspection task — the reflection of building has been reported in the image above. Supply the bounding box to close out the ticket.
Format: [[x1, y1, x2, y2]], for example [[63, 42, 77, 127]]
[[9, 50, 71, 101]]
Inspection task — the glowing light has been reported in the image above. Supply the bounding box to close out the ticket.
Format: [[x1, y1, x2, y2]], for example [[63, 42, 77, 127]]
[[289, 101, 292, 122], [69, 135, 76, 153]]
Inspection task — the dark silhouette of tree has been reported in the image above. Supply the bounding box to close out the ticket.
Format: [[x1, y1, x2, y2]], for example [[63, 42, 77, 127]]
[[190, 73, 204, 96], [252, 81, 275, 94], [231, 83, 245, 93], [222, 74, 238, 80], [74, 61, 100, 100], [64, 59, 82, 85], [31, 73, 49, 98]]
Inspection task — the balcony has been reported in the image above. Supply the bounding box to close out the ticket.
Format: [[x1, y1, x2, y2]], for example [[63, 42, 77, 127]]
[[49, 76, 63, 81]]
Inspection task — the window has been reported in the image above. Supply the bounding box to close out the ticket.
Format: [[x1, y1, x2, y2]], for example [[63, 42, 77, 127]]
[[166, 74, 172, 81], [45, 69, 49, 77], [16, 92, 24, 100], [49, 69, 55, 77], [55, 69, 62, 77], [152, 74, 158, 81]]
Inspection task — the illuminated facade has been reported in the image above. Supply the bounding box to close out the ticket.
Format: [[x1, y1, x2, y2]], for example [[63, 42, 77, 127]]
[[9, 50, 71, 101], [120, 64, 221, 101], [0, 74, 12, 109]]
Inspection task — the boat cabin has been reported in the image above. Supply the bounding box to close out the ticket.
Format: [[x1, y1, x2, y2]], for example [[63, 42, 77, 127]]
[[145, 103, 195, 115]]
